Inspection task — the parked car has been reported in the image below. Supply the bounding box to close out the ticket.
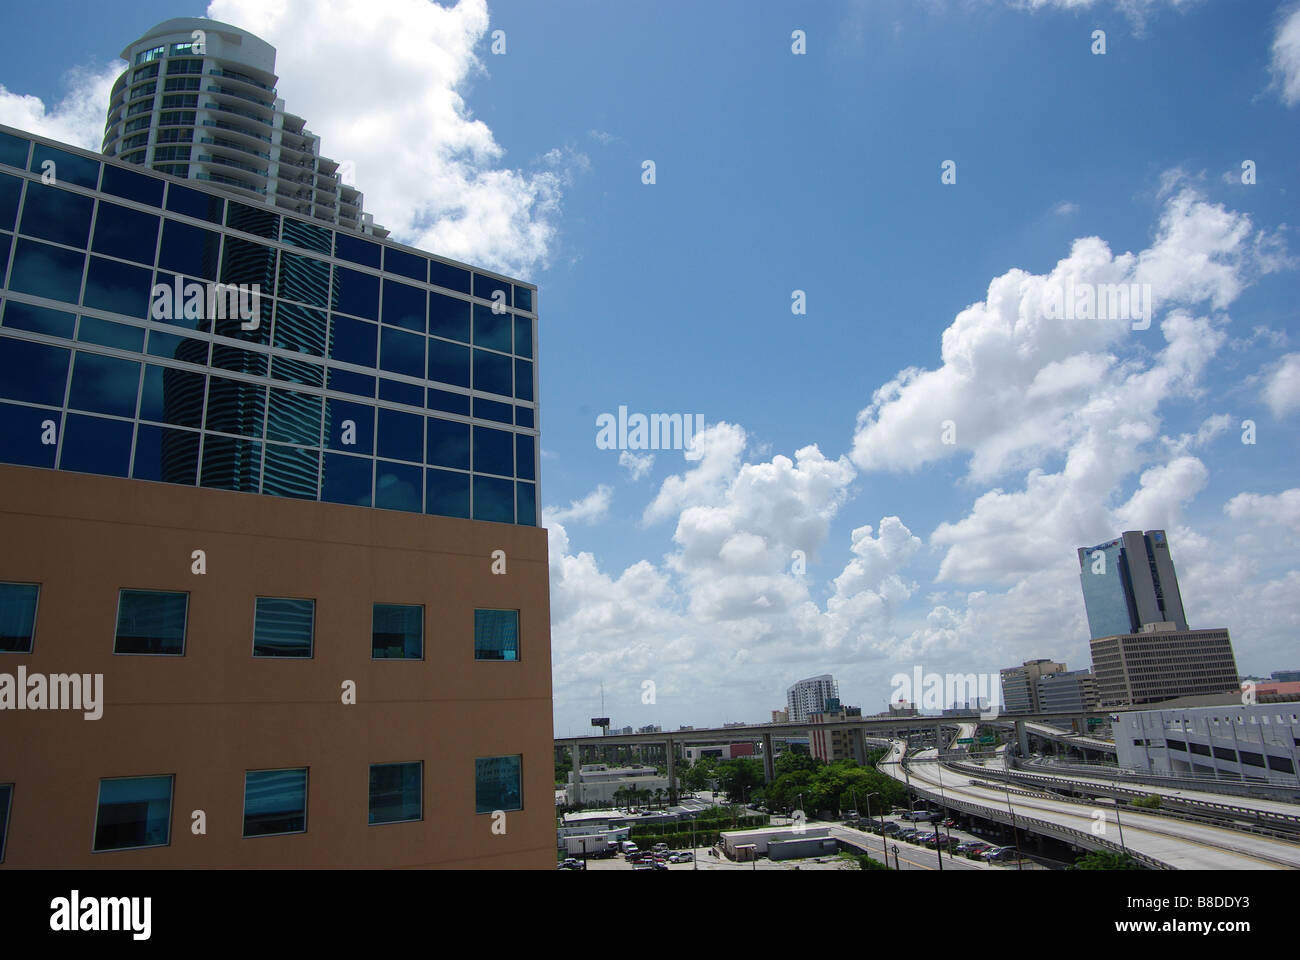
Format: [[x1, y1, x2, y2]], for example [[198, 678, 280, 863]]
[[899, 829, 920, 840], [955, 841, 990, 854], [669, 852, 693, 863], [881, 822, 901, 835], [942, 819, 957, 827], [558, 858, 584, 870], [652, 842, 670, 853], [983, 846, 1018, 862]]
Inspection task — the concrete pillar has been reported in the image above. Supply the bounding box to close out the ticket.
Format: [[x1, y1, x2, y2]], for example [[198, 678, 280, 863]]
[[1015, 719, 1029, 757], [935, 724, 945, 759], [570, 742, 582, 806], [762, 733, 775, 783], [665, 737, 677, 803]]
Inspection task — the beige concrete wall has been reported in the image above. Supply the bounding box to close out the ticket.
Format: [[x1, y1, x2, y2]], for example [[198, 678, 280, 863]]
[[0, 464, 554, 868]]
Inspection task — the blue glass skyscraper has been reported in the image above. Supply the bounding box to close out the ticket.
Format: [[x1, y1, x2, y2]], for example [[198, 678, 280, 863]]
[[1076, 530, 1188, 640]]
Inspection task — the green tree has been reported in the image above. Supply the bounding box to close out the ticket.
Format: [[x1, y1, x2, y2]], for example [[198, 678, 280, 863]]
[[1071, 851, 1141, 870]]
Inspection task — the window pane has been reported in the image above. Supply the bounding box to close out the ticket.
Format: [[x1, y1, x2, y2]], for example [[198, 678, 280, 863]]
[[253, 597, 314, 657], [429, 292, 470, 342], [475, 609, 519, 661], [327, 367, 374, 399], [139, 364, 205, 427], [158, 219, 221, 280], [115, 590, 188, 655], [472, 305, 511, 352], [372, 603, 423, 659], [379, 326, 424, 378], [278, 250, 331, 308], [329, 314, 377, 367], [473, 426, 513, 477], [220, 235, 276, 290], [0, 131, 30, 168], [514, 358, 533, 402], [375, 461, 422, 512], [334, 232, 380, 268], [165, 182, 224, 224], [516, 434, 535, 481], [475, 756, 521, 814], [281, 217, 331, 254], [83, 256, 154, 319], [517, 481, 537, 526], [428, 339, 470, 389], [0, 583, 39, 653], [91, 201, 159, 265], [378, 378, 421, 407], [270, 355, 324, 387], [226, 200, 279, 240], [101, 164, 163, 206], [9, 238, 85, 305], [77, 316, 145, 352], [472, 348, 511, 397], [427, 388, 470, 416], [0, 401, 58, 469], [515, 406, 534, 429], [93, 775, 172, 851], [382, 278, 425, 332], [514, 315, 532, 358], [426, 417, 469, 469], [429, 259, 470, 295], [0, 172, 20, 231], [331, 265, 379, 320], [321, 452, 372, 507], [474, 397, 512, 425], [200, 434, 262, 491], [2, 301, 75, 338], [369, 762, 422, 824], [474, 273, 511, 305], [132, 424, 200, 484], [425, 468, 469, 519], [514, 286, 534, 313], [19, 184, 94, 247], [377, 408, 422, 463], [243, 768, 307, 837], [68, 351, 140, 418], [0, 336, 71, 406], [205, 376, 265, 436], [473, 476, 514, 523], [325, 398, 374, 454], [274, 301, 327, 356], [0, 783, 10, 862], [384, 247, 426, 282], [60, 413, 133, 477], [263, 443, 320, 500], [32, 145, 99, 189], [266, 387, 322, 446]]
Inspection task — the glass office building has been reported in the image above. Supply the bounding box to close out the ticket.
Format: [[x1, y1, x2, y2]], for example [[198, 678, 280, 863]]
[[1076, 530, 1188, 640], [0, 123, 538, 525]]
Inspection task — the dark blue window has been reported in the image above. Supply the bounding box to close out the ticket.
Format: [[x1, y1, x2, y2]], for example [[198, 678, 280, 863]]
[[514, 359, 534, 402], [474, 397, 513, 425], [83, 256, 154, 318], [327, 367, 374, 398], [211, 344, 268, 377], [372, 603, 423, 659], [378, 378, 422, 407], [473, 476, 515, 523], [278, 250, 331, 309], [200, 435, 262, 492], [226, 200, 279, 240], [384, 247, 426, 282], [325, 398, 374, 454], [473, 426, 513, 477], [205, 376, 266, 437], [379, 326, 424, 378], [473, 348, 511, 397], [281, 218, 331, 254], [428, 339, 470, 388], [0, 171, 23, 231], [377, 408, 422, 464], [474, 273, 511, 305], [475, 609, 519, 661], [243, 768, 307, 837], [473, 305, 511, 352], [158, 219, 220, 280], [213, 295, 272, 344], [147, 329, 208, 365], [140, 365, 205, 427], [19, 184, 93, 247], [0, 131, 29, 168], [428, 260, 470, 295], [329, 314, 377, 367], [429, 292, 470, 342], [78, 316, 145, 352], [8, 238, 85, 304], [0, 582, 39, 653], [115, 589, 188, 655], [266, 387, 322, 446], [517, 481, 537, 526], [514, 315, 532, 358], [375, 461, 422, 512], [515, 406, 534, 429], [165, 182, 224, 224], [264, 443, 320, 500], [334, 232, 380, 268], [427, 418, 469, 470], [101, 164, 163, 206], [1, 301, 75, 338], [514, 286, 533, 313], [60, 413, 132, 477], [0, 232, 9, 278], [132, 424, 200, 485], [270, 355, 324, 387], [369, 761, 423, 824], [516, 434, 535, 481], [91, 202, 159, 265], [253, 597, 315, 657], [67, 351, 139, 418], [332, 265, 379, 320], [321, 452, 372, 507], [0, 336, 70, 406], [382, 278, 425, 332], [0, 401, 58, 469], [425, 468, 469, 519], [220, 236, 276, 291], [31, 145, 99, 189], [475, 756, 522, 813], [427, 388, 470, 416], [93, 775, 173, 851]]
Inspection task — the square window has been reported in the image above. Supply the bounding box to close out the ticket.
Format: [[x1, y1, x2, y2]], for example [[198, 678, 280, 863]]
[[377, 408, 422, 463], [158, 219, 221, 280], [426, 468, 470, 519], [382, 278, 426, 333], [329, 314, 377, 367], [165, 182, 224, 224], [263, 443, 321, 501], [429, 259, 471, 295], [281, 218, 331, 255], [68, 351, 140, 418], [426, 417, 469, 470], [475, 609, 519, 661], [372, 603, 423, 659], [368, 761, 423, 825], [429, 292, 470, 343], [0, 583, 39, 653], [93, 775, 173, 852], [8, 238, 85, 305], [278, 250, 331, 309], [253, 597, 315, 657], [325, 399, 374, 454], [375, 461, 422, 512], [83, 256, 154, 319], [472, 305, 511, 352], [0, 401, 58, 469], [428, 339, 470, 389], [91, 201, 160, 265], [226, 201, 279, 240], [379, 326, 424, 379], [384, 247, 426, 282], [60, 413, 133, 478], [200, 431, 261, 491], [243, 768, 308, 837], [473, 476, 515, 524], [114, 590, 188, 655], [334, 232, 380, 268], [475, 755, 522, 814], [472, 348, 512, 397], [0, 336, 71, 406], [132, 424, 200, 485], [332, 265, 379, 321], [274, 301, 328, 357], [0, 131, 30, 168], [473, 425, 514, 477], [321, 452, 372, 507], [20, 184, 94, 247]]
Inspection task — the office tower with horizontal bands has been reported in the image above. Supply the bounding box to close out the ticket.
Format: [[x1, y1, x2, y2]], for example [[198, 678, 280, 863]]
[[103, 18, 386, 237], [1077, 530, 1188, 640], [1089, 627, 1239, 709], [785, 674, 838, 724], [999, 659, 1065, 714], [0, 123, 552, 868]]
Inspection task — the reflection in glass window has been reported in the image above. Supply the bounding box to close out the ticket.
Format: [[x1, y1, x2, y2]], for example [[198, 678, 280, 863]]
[[165, 182, 224, 224], [427, 418, 469, 470], [0, 336, 71, 406], [91, 202, 159, 265], [274, 301, 327, 356], [473, 476, 514, 524], [200, 434, 262, 492], [83, 256, 154, 319], [516, 434, 535, 481], [8, 239, 85, 305], [473, 397, 512, 425], [158, 219, 221, 280], [429, 292, 470, 343], [517, 481, 537, 526], [514, 286, 534, 313], [472, 348, 511, 397], [325, 398, 373, 454], [263, 443, 320, 501], [68, 352, 140, 418], [321, 452, 372, 507], [220, 235, 276, 290], [226, 201, 279, 240], [472, 305, 511, 353], [281, 217, 332, 254], [0, 582, 39, 653], [377, 408, 422, 464], [243, 768, 307, 837], [205, 376, 266, 437], [19, 184, 93, 246], [369, 762, 422, 825], [1, 301, 75, 339], [428, 339, 470, 389], [115, 589, 188, 655], [473, 273, 510, 305], [267, 387, 322, 446], [93, 775, 173, 851], [379, 326, 424, 379], [78, 316, 145, 353], [334, 232, 380, 268], [514, 359, 534, 402], [59, 413, 133, 478], [132, 424, 200, 485], [270, 355, 324, 388], [331, 265, 379, 320], [372, 603, 423, 659], [0, 131, 30, 168], [328, 314, 377, 367], [278, 250, 331, 308], [140, 365, 205, 427], [253, 597, 315, 657], [101, 164, 164, 206], [429, 259, 471, 295], [425, 468, 469, 519], [384, 247, 426, 282], [378, 378, 422, 407], [474, 609, 519, 661], [375, 461, 422, 513], [0, 401, 59, 469], [382, 278, 426, 333], [427, 388, 470, 417], [514, 315, 532, 358], [475, 756, 522, 814], [326, 368, 374, 399], [473, 426, 513, 477]]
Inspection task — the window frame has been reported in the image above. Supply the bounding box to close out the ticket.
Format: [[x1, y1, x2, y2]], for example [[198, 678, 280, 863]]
[[112, 588, 190, 657], [241, 767, 310, 839], [473, 608, 520, 662], [91, 773, 175, 853], [367, 761, 424, 826], [0, 581, 40, 654], [251, 596, 317, 659], [370, 602, 425, 661]]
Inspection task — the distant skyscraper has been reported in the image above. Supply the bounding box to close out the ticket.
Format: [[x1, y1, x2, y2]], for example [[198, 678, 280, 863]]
[[999, 659, 1066, 714], [786, 674, 838, 724], [1077, 530, 1188, 640], [103, 18, 386, 236]]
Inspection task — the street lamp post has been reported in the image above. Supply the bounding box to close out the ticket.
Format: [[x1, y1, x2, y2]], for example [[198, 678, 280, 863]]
[[892, 843, 900, 870], [1002, 778, 1024, 871], [1112, 778, 1128, 855]]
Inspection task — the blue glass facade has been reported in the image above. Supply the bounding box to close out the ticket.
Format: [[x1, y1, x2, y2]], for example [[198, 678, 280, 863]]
[[1077, 538, 1136, 640], [0, 125, 539, 525]]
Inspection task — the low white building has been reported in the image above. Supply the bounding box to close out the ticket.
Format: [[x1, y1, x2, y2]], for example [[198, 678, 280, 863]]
[[1115, 703, 1300, 785], [720, 825, 837, 861], [566, 763, 670, 806]]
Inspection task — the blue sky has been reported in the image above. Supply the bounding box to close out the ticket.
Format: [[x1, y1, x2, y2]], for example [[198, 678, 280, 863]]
[[3, 0, 1299, 737]]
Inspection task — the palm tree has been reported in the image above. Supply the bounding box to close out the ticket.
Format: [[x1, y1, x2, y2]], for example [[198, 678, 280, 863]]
[[654, 788, 665, 809]]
